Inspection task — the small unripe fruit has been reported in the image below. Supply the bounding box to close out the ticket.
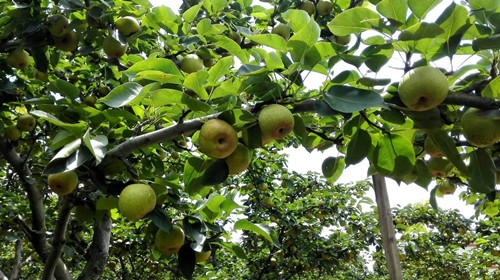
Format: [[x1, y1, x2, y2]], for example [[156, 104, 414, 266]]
[[180, 54, 204, 73], [102, 35, 128, 58], [115, 16, 140, 36], [54, 31, 78, 52], [84, 95, 98, 107], [47, 15, 69, 37], [48, 171, 79, 196], [299, 1, 316, 15], [6, 49, 30, 70], [271, 23, 291, 41], [5, 126, 21, 141], [17, 114, 36, 131], [155, 225, 185, 255], [316, 0, 334, 16]]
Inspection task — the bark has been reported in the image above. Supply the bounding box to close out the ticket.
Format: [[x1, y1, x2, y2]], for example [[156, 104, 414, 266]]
[[78, 212, 112, 280], [8, 240, 23, 280]]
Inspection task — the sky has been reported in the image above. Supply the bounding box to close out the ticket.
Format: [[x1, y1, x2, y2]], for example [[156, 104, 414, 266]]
[[152, 0, 480, 218]]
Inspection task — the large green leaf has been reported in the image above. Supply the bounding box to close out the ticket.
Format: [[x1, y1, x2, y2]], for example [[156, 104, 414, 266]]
[[182, 3, 202, 23], [345, 129, 372, 166], [399, 22, 444, 41], [207, 56, 234, 85], [82, 131, 108, 164], [472, 34, 500, 51], [99, 82, 144, 108], [124, 58, 181, 78], [408, 0, 441, 19], [31, 110, 87, 136], [468, 149, 496, 194], [370, 134, 415, 180], [376, 0, 407, 23], [323, 85, 386, 113], [184, 71, 209, 100], [47, 79, 80, 99], [304, 42, 337, 68], [435, 3, 472, 57], [322, 157, 345, 183], [427, 129, 468, 175], [328, 7, 382, 36], [208, 35, 249, 63], [245, 34, 287, 52], [481, 76, 500, 99], [288, 19, 320, 62], [233, 219, 279, 247], [282, 9, 310, 32]]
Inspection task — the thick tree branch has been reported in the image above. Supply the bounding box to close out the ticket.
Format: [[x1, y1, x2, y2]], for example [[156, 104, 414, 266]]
[[0, 140, 73, 280], [0, 270, 7, 280], [444, 92, 500, 110], [78, 211, 112, 280], [8, 240, 23, 280], [42, 197, 74, 280]]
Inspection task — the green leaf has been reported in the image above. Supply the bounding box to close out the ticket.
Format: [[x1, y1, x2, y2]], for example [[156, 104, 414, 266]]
[[346, 129, 371, 166], [215, 242, 247, 259], [31, 110, 87, 136], [99, 82, 144, 108], [200, 160, 229, 186], [199, 193, 226, 222], [45, 146, 92, 174], [134, 70, 182, 84], [321, 157, 345, 183], [47, 79, 80, 99], [149, 207, 172, 233], [124, 58, 181, 78], [429, 186, 438, 210], [472, 34, 500, 51], [468, 149, 496, 194], [304, 42, 337, 68], [288, 19, 320, 62], [264, 52, 285, 71], [245, 34, 287, 52], [184, 157, 211, 195], [221, 189, 245, 218], [96, 196, 119, 210], [233, 219, 279, 247], [370, 134, 415, 180], [399, 22, 444, 41], [82, 131, 108, 164], [182, 3, 202, 23], [282, 9, 310, 32], [208, 35, 249, 63], [427, 129, 468, 175], [484, 202, 499, 217], [323, 85, 386, 113], [207, 56, 234, 85], [414, 159, 432, 190], [328, 7, 382, 36], [184, 71, 209, 100], [481, 76, 500, 99], [376, 0, 408, 23], [408, 0, 441, 19], [468, 0, 499, 10], [435, 3, 472, 57]]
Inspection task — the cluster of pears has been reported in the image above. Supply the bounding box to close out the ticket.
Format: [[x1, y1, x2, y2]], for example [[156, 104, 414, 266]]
[[103, 16, 140, 58], [47, 14, 78, 52], [4, 114, 37, 141], [299, 1, 334, 16]]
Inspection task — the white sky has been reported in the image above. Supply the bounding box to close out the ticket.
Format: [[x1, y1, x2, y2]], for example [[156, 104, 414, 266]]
[[153, 0, 479, 217]]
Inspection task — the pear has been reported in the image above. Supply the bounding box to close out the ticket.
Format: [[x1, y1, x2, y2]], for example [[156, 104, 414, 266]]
[[299, 1, 316, 15], [6, 49, 30, 70], [48, 171, 79, 196], [84, 95, 98, 107], [195, 251, 211, 263], [102, 35, 127, 58], [316, 0, 334, 16], [427, 157, 452, 178], [258, 104, 295, 145], [398, 66, 449, 111], [5, 126, 21, 141], [47, 14, 69, 37], [198, 119, 238, 159], [225, 143, 251, 175], [424, 137, 444, 157], [335, 35, 351, 45], [271, 23, 290, 41], [118, 183, 156, 221], [461, 108, 500, 147], [115, 16, 140, 36], [155, 225, 185, 255], [180, 54, 204, 73], [16, 114, 36, 131], [34, 69, 49, 82], [54, 31, 78, 52], [437, 180, 456, 195]]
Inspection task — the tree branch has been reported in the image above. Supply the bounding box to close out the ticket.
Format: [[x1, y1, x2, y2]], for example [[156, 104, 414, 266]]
[[78, 211, 112, 280], [444, 92, 500, 110], [9, 240, 23, 280], [42, 197, 74, 280]]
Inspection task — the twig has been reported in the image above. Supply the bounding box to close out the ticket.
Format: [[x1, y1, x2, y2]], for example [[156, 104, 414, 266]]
[[360, 111, 390, 134]]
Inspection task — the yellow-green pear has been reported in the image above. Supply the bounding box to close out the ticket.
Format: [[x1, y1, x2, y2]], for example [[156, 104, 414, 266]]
[[54, 31, 78, 52], [271, 23, 290, 41], [115, 16, 140, 36], [34, 69, 49, 82], [259, 183, 268, 191], [198, 119, 238, 159], [427, 157, 452, 178], [5, 126, 21, 141], [118, 183, 156, 221], [316, 0, 333, 16], [424, 137, 444, 157], [335, 35, 351, 45], [258, 104, 295, 145], [155, 225, 185, 255], [84, 95, 98, 107], [299, 1, 315, 15], [48, 171, 79, 196], [263, 197, 274, 207], [225, 143, 251, 175], [98, 86, 111, 96], [437, 180, 456, 195], [16, 114, 36, 131], [398, 66, 449, 111], [461, 108, 500, 147], [6, 49, 30, 70], [180, 54, 204, 73], [195, 251, 211, 263], [47, 14, 69, 37], [102, 35, 128, 58]]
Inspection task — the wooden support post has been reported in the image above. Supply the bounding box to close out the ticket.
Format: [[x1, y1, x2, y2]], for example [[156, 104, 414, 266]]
[[372, 174, 403, 280]]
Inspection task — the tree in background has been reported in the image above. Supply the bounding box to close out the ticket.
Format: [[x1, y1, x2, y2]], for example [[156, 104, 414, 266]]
[[1, 0, 500, 279]]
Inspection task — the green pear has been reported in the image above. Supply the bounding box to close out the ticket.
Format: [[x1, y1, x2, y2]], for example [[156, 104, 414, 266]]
[[34, 69, 49, 82], [437, 180, 456, 195], [54, 31, 78, 52], [102, 35, 128, 58], [155, 225, 185, 255], [47, 14, 69, 37], [427, 157, 452, 178], [424, 137, 444, 157], [335, 35, 351, 45], [398, 66, 449, 111], [195, 251, 211, 263], [5, 126, 21, 141], [115, 16, 140, 36], [225, 143, 251, 175], [97, 86, 111, 96], [259, 183, 268, 191], [461, 108, 500, 147], [316, 0, 334, 16], [299, 1, 316, 15], [258, 104, 295, 145], [118, 183, 156, 221], [6, 49, 30, 70], [16, 114, 36, 131], [198, 119, 238, 159], [84, 95, 98, 107], [180, 54, 204, 73], [263, 197, 274, 207], [271, 23, 291, 41], [48, 171, 79, 196]]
